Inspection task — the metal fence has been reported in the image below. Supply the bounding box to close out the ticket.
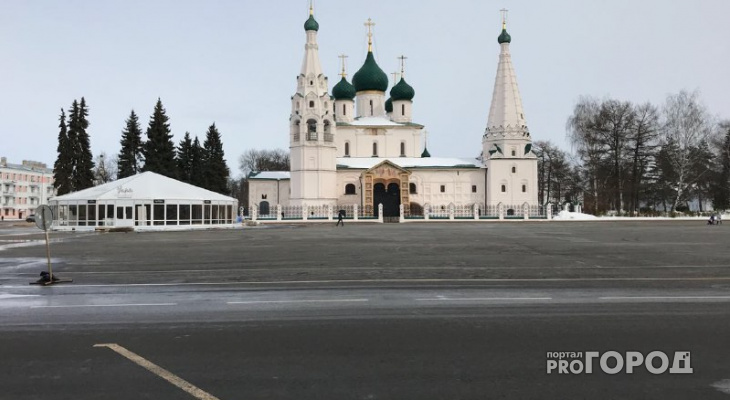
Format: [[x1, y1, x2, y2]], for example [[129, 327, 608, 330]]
[[359, 205, 377, 219], [454, 204, 473, 219], [479, 204, 500, 219], [428, 205, 450, 219]]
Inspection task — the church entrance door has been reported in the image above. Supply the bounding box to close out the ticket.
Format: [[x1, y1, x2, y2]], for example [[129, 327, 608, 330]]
[[373, 182, 400, 217]]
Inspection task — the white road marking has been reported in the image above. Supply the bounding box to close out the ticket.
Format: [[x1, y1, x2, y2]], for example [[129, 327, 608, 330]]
[[227, 299, 368, 305], [0, 293, 41, 300], [94, 343, 220, 400], [712, 379, 730, 395], [600, 296, 730, 300], [31, 303, 176, 309], [415, 297, 552, 302]]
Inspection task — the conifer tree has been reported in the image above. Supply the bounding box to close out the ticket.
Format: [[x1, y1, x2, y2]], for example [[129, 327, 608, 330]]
[[713, 125, 730, 210], [142, 98, 177, 178], [73, 97, 95, 190], [190, 136, 206, 188], [176, 132, 194, 183], [53, 109, 73, 195], [117, 110, 144, 179], [202, 123, 230, 194]]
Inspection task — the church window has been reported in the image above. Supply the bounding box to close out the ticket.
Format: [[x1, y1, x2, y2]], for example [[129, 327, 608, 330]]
[[309, 100, 314, 108], [310, 80, 313, 85], [369, 100, 374, 116], [372, 142, 378, 157], [306, 119, 317, 141], [472, 185, 477, 193], [522, 184, 527, 193], [409, 183, 417, 194], [344, 142, 350, 157], [262, 194, 267, 199], [400, 142, 406, 157], [511, 149, 516, 156], [440, 185, 446, 193], [342, 104, 346, 115], [345, 184, 356, 195], [401, 104, 405, 116], [323, 120, 332, 142], [501, 184, 506, 193], [512, 166, 516, 173]]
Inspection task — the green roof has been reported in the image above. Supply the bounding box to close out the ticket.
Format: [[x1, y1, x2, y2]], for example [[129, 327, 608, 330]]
[[352, 52, 388, 92], [332, 76, 356, 100], [304, 15, 319, 32], [390, 77, 415, 101], [385, 97, 393, 113], [498, 28, 511, 44], [421, 147, 431, 158]]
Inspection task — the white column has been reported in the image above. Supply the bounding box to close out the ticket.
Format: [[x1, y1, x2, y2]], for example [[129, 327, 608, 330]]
[[327, 204, 333, 221], [277, 204, 282, 221], [473, 204, 479, 220], [449, 204, 455, 221], [424, 205, 430, 220], [251, 205, 258, 222], [547, 203, 553, 220], [378, 204, 383, 223], [354, 204, 359, 221], [498, 203, 504, 220], [302, 204, 308, 220], [399, 204, 404, 223]]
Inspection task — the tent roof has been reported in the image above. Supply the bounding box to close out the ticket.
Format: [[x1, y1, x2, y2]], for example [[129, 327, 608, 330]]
[[51, 171, 236, 202]]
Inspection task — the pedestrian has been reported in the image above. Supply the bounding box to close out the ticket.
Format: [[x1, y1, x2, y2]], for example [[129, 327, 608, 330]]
[[708, 214, 716, 225], [336, 209, 345, 227], [717, 213, 723, 225]]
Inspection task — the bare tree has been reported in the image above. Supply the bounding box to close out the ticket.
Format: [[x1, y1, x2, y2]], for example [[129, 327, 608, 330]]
[[627, 103, 660, 213], [239, 149, 290, 177], [93, 152, 118, 185], [661, 90, 716, 210], [567, 97, 605, 213]]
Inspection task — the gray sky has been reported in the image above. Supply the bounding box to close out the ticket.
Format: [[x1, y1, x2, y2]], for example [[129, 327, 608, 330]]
[[2, 0, 728, 176]]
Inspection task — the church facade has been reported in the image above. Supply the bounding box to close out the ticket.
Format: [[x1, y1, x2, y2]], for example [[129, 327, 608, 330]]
[[248, 8, 538, 218]]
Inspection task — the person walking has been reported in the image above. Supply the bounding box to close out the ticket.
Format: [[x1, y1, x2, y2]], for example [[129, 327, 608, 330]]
[[336, 209, 345, 227]]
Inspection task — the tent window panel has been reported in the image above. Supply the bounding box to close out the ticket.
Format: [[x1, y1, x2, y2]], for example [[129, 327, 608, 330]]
[[78, 205, 87, 226], [153, 204, 165, 225], [212, 205, 220, 224], [179, 204, 191, 225], [166, 205, 178, 225], [192, 205, 203, 224], [107, 205, 114, 220], [227, 206, 233, 223], [125, 207, 133, 220], [144, 204, 152, 224], [88, 205, 97, 226], [116, 206, 124, 220], [98, 205, 106, 225], [204, 205, 211, 223]]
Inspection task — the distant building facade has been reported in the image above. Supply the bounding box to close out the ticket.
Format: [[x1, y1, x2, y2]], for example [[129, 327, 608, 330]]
[[248, 8, 538, 217], [0, 157, 56, 220]]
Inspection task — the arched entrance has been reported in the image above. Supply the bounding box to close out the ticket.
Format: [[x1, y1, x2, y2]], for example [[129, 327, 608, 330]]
[[373, 182, 400, 217]]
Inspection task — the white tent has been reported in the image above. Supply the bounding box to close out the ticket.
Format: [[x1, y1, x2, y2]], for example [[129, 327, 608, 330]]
[[50, 172, 238, 230]]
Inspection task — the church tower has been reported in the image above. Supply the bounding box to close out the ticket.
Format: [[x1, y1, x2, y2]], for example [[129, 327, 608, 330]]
[[352, 19, 389, 118], [483, 12, 538, 206], [289, 5, 338, 206]]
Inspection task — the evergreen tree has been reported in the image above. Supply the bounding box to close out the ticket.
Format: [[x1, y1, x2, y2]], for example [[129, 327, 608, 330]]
[[176, 132, 194, 183], [117, 110, 144, 179], [713, 125, 730, 210], [142, 98, 177, 178], [66, 100, 80, 191], [202, 123, 230, 193], [73, 97, 95, 190], [53, 109, 73, 195], [190, 136, 206, 188]]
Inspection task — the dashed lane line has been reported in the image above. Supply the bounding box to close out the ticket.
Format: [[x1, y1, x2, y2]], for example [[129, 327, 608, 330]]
[[227, 299, 368, 304], [31, 303, 177, 309], [94, 343, 220, 400], [415, 297, 553, 302]]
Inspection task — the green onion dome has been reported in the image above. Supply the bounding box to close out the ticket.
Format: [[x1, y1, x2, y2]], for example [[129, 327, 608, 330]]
[[421, 147, 431, 158], [498, 28, 511, 44], [352, 52, 388, 92], [390, 78, 415, 101], [304, 15, 319, 32], [332, 77, 356, 100], [385, 97, 393, 113]]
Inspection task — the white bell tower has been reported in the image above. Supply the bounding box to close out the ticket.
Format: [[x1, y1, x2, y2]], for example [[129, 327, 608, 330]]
[[289, 4, 337, 206]]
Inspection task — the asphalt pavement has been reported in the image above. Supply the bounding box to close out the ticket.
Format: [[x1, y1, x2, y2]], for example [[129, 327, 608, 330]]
[[1, 221, 729, 399]]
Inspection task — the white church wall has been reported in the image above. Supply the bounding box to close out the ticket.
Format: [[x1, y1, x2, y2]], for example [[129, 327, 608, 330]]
[[407, 169, 485, 208], [248, 180, 291, 210], [335, 126, 423, 158], [486, 158, 538, 206]]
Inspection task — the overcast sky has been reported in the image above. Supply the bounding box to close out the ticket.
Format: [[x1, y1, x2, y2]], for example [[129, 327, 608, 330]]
[[2, 0, 728, 176]]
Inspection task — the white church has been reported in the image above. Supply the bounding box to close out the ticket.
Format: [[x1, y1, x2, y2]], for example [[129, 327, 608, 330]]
[[248, 7, 538, 218]]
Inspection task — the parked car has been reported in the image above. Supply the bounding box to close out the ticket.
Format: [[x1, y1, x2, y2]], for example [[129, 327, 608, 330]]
[[25, 215, 36, 223]]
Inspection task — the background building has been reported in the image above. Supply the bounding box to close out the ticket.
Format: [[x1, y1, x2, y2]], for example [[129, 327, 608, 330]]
[[0, 157, 55, 220]]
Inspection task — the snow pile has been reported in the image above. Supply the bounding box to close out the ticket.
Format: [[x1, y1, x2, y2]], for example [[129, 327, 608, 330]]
[[553, 210, 598, 220]]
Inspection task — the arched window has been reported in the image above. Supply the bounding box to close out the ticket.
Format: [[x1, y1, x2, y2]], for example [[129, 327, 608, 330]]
[[501, 184, 506, 193], [401, 104, 405, 116], [522, 184, 527, 193], [400, 142, 406, 157], [369, 100, 374, 116], [409, 183, 417, 194], [512, 166, 516, 173], [323, 120, 332, 142], [306, 119, 317, 141], [372, 142, 378, 157], [309, 100, 314, 108], [344, 142, 350, 157], [345, 184, 356, 195], [342, 104, 346, 115], [511, 148, 516, 156]]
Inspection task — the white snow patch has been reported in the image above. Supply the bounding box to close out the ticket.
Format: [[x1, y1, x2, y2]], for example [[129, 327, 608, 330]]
[[711, 379, 730, 394], [553, 211, 598, 220], [0, 293, 41, 300]]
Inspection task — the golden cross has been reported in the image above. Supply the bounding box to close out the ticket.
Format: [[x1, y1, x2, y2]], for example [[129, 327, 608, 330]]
[[500, 8, 508, 28], [339, 54, 348, 78], [364, 18, 375, 51], [309, 0, 314, 15], [398, 55, 408, 76]]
